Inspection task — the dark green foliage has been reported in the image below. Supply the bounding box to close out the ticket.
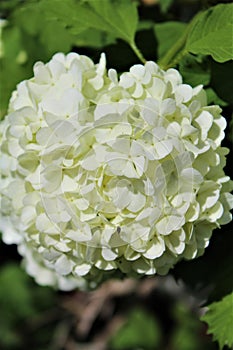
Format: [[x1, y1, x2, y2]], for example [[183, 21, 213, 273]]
[[154, 21, 187, 59], [210, 60, 233, 105], [0, 263, 57, 349], [173, 227, 233, 303], [110, 308, 161, 350]]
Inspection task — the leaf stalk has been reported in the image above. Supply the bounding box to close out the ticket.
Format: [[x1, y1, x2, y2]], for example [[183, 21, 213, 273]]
[[158, 12, 200, 69], [130, 42, 147, 64]]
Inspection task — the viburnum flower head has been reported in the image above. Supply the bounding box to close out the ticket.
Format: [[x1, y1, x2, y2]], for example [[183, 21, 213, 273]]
[[0, 52, 232, 291]]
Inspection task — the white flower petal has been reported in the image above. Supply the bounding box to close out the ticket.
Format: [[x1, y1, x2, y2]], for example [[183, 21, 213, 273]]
[[74, 263, 91, 276], [102, 247, 118, 261], [143, 237, 165, 259], [194, 111, 213, 140], [156, 216, 185, 235], [54, 254, 74, 275], [175, 84, 193, 103], [66, 228, 92, 242], [61, 175, 78, 192]]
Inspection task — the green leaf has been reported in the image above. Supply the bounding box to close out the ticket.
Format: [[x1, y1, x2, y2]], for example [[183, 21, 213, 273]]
[[0, 0, 22, 15], [154, 21, 187, 59], [74, 28, 116, 48], [0, 25, 31, 118], [110, 308, 161, 350], [36, 0, 145, 61], [179, 54, 210, 87], [0, 21, 52, 119], [14, 0, 139, 53], [39, 22, 76, 54], [0, 260, 57, 350], [13, 2, 76, 54], [160, 0, 173, 13], [87, 0, 138, 45], [171, 303, 207, 350], [38, 0, 88, 35], [12, 1, 43, 36], [201, 292, 233, 349], [40, 0, 138, 46], [186, 4, 233, 62], [0, 264, 35, 319], [137, 20, 154, 31]]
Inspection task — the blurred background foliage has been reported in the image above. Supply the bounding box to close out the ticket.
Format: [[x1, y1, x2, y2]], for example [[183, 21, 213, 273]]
[[0, 0, 232, 349]]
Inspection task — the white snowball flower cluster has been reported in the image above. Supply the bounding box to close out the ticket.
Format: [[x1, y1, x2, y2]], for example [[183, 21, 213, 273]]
[[0, 52, 232, 291]]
